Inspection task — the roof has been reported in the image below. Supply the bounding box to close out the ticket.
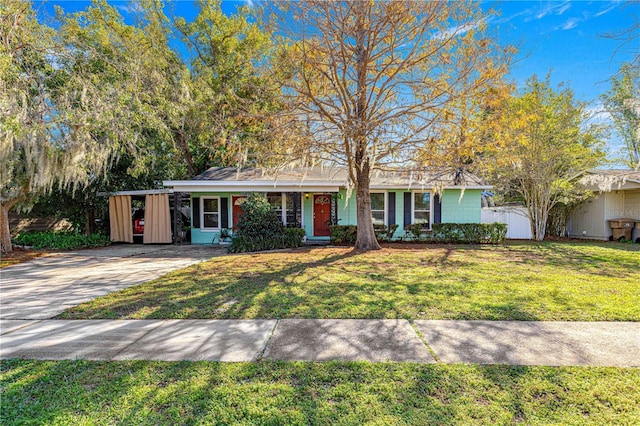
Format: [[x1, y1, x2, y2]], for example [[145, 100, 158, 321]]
[[163, 166, 490, 192], [578, 169, 640, 191], [586, 169, 640, 182]]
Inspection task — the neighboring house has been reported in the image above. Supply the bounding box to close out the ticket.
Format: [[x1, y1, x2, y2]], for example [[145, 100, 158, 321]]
[[163, 167, 490, 244], [568, 170, 640, 240]]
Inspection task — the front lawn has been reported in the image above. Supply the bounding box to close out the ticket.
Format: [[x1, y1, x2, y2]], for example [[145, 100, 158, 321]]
[[2, 360, 639, 425], [59, 241, 640, 321]]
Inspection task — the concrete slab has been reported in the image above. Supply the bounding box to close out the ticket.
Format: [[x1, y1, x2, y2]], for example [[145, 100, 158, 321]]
[[0, 320, 41, 335], [535, 322, 640, 367], [0, 245, 223, 320], [414, 320, 640, 367], [0, 320, 164, 360], [113, 320, 276, 362], [264, 319, 435, 362]]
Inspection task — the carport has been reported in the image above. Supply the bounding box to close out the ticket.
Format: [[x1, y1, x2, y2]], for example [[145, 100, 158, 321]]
[[107, 190, 189, 244]]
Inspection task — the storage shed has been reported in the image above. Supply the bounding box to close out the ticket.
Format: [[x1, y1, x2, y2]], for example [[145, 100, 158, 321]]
[[107, 190, 175, 244]]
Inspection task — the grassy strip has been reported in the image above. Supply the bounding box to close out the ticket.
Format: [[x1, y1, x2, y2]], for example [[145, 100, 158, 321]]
[[2, 360, 638, 425], [59, 242, 640, 321]]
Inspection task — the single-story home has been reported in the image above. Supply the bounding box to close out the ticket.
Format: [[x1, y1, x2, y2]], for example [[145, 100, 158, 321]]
[[163, 167, 491, 244], [568, 170, 640, 241]]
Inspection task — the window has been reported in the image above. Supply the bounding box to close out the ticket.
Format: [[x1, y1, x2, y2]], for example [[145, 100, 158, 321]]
[[413, 192, 430, 226], [267, 192, 285, 224], [370, 192, 386, 225], [285, 192, 301, 227], [202, 197, 220, 229]]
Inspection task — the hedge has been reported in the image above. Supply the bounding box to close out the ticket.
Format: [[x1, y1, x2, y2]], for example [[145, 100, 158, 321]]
[[330, 223, 507, 245], [12, 231, 111, 250], [430, 223, 507, 244]]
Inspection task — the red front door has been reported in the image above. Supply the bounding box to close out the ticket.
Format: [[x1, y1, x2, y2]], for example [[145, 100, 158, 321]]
[[232, 196, 247, 230], [313, 194, 331, 236]]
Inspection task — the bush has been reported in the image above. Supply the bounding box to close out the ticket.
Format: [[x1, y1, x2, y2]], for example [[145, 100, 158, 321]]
[[229, 193, 305, 253], [283, 227, 305, 247], [330, 225, 358, 244], [403, 223, 429, 241], [431, 223, 507, 244], [331, 223, 507, 245], [373, 224, 399, 242], [12, 231, 111, 250]]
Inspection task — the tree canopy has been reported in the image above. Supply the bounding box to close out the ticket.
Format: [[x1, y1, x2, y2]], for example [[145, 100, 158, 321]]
[[481, 75, 606, 240], [269, 0, 512, 250], [601, 62, 640, 169]]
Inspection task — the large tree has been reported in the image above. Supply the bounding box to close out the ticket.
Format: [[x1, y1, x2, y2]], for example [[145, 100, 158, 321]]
[[172, 0, 287, 174], [0, 1, 115, 253], [270, 0, 511, 250], [601, 63, 640, 169], [483, 75, 606, 240], [0, 0, 181, 253]]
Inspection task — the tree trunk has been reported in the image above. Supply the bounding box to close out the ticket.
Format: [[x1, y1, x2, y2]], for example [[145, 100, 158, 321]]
[[352, 8, 379, 252], [0, 203, 13, 254], [175, 129, 195, 176], [528, 204, 548, 241], [84, 208, 94, 236], [354, 165, 381, 251]]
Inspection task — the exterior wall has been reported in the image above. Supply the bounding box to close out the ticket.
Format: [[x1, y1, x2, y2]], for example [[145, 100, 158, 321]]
[[626, 190, 640, 217], [441, 189, 482, 223], [302, 193, 314, 238], [337, 189, 358, 225], [190, 191, 234, 245], [188, 188, 483, 244], [569, 195, 607, 239], [569, 189, 640, 240]]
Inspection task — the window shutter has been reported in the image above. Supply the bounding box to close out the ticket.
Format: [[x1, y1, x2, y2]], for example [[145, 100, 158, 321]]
[[434, 194, 442, 224], [220, 197, 229, 228], [403, 192, 412, 227], [388, 192, 396, 225], [192, 197, 200, 228]]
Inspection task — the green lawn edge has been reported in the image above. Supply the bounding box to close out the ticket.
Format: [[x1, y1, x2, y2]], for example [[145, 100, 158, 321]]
[[2, 360, 639, 425], [58, 241, 640, 322]]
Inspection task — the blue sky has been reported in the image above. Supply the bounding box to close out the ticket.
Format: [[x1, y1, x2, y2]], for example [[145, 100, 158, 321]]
[[38, 1, 637, 101], [39, 0, 637, 150]]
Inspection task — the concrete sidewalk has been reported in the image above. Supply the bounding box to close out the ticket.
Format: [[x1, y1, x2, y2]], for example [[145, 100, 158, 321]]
[[1, 319, 638, 367]]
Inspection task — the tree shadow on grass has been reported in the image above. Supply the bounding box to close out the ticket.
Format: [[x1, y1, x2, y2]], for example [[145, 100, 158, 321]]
[[7, 360, 631, 424], [58, 247, 362, 320]]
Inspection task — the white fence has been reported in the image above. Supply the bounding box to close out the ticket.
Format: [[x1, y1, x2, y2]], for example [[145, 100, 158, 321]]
[[481, 206, 532, 240]]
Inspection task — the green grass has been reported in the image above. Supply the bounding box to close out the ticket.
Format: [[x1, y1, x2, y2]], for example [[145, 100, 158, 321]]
[[59, 241, 640, 321], [2, 360, 639, 425]]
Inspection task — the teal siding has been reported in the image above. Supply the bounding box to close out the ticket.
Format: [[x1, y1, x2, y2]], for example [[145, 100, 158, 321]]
[[190, 191, 236, 245], [441, 189, 482, 223], [303, 194, 314, 238], [188, 188, 483, 244], [337, 189, 358, 225], [335, 190, 404, 239]]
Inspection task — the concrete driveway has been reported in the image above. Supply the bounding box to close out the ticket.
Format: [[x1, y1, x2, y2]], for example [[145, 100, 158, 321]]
[[0, 245, 222, 320]]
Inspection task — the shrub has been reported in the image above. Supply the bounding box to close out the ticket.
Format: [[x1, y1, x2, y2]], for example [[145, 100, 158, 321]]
[[229, 193, 305, 253], [431, 223, 507, 244], [330, 225, 358, 244], [374, 224, 399, 242], [283, 227, 305, 247], [403, 223, 429, 241], [330, 223, 507, 245], [12, 231, 111, 250]]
